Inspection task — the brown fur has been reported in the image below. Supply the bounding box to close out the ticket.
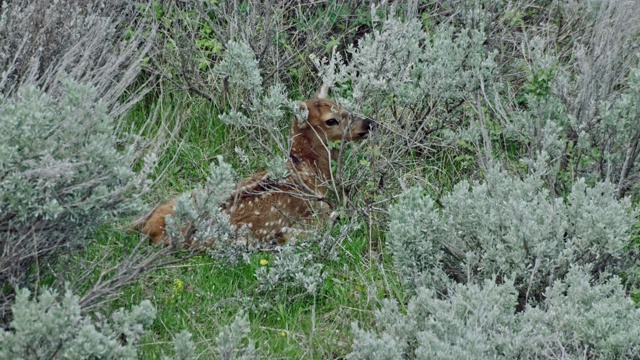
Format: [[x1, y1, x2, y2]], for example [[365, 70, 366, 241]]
[[139, 88, 374, 246]]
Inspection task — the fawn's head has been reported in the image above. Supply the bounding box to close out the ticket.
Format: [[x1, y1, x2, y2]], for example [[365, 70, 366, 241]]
[[293, 84, 375, 144]]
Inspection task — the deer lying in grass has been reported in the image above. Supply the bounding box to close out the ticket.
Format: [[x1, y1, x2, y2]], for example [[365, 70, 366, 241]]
[[139, 85, 374, 246]]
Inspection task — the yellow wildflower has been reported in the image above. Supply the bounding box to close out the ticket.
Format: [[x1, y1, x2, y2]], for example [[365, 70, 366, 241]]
[[171, 279, 185, 301], [173, 278, 184, 292], [260, 259, 269, 266]]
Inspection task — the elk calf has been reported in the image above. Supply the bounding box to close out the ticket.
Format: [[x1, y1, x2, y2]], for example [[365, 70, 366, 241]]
[[140, 85, 374, 245]]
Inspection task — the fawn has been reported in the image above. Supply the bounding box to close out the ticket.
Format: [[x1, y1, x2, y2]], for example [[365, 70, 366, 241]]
[[139, 85, 374, 245]]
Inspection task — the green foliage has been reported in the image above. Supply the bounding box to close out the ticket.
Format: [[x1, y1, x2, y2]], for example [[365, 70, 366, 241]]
[[389, 165, 637, 297], [0, 287, 156, 359], [0, 81, 155, 312], [164, 331, 197, 360], [522, 65, 556, 99], [164, 157, 242, 256], [214, 40, 263, 97], [349, 267, 640, 359], [214, 311, 257, 360], [254, 244, 326, 309]]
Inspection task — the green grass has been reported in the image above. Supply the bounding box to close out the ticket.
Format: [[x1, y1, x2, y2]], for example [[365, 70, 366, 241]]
[[61, 223, 400, 358], [126, 94, 238, 197]]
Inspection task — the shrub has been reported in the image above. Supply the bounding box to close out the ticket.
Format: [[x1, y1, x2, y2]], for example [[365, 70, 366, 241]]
[[254, 243, 326, 309], [163, 156, 259, 263], [217, 72, 293, 159], [349, 267, 640, 359], [515, 267, 640, 359], [214, 311, 257, 360], [472, 0, 640, 197], [164, 331, 197, 360], [148, 0, 367, 102], [349, 278, 516, 360], [0, 81, 157, 317], [0, 287, 156, 359], [314, 6, 495, 115], [0, 0, 175, 322], [596, 57, 640, 197], [388, 165, 638, 300], [0, 0, 152, 116]]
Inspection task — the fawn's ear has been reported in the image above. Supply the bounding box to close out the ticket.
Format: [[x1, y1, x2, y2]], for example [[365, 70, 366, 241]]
[[293, 101, 309, 128], [314, 83, 329, 99]]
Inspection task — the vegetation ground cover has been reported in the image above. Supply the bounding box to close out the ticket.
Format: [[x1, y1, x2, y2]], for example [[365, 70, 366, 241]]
[[1, 0, 639, 359]]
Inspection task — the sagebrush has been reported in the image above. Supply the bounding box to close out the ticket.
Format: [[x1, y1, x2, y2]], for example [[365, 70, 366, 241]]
[[389, 165, 638, 301], [0, 287, 157, 359], [349, 267, 640, 359]]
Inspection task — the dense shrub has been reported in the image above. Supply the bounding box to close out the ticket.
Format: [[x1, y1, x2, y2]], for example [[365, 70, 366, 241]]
[[389, 165, 637, 299], [463, 0, 640, 197], [307, 3, 499, 217], [148, 0, 370, 102], [306, 1, 640, 204], [0, 287, 157, 359], [493, 44, 640, 198], [254, 243, 326, 309], [0, 287, 197, 360], [0, 0, 165, 321], [0, 81, 157, 317], [313, 5, 495, 117], [349, 267, 640, 359]]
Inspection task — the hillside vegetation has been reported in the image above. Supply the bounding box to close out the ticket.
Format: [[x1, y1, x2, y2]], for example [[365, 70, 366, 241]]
[[1, 0, 639, 358]]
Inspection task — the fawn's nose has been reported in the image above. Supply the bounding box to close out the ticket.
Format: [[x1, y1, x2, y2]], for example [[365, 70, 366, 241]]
[[365, 118, 377, 131], [354, 117, 376, 139]]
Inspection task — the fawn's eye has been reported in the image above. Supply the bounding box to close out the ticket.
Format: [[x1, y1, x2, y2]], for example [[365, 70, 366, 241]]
[[325, 118, 340, 126]]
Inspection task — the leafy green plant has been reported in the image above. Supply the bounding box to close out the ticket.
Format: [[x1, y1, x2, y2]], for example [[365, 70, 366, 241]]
[[349, 267, 640, 359], [164, 157, 242, 258], [388, 165, 638, 299], [254, 243, 326, 309], [0, 81, 156, 317], [214, 311, 257, 360], [0, 287, 157, 359]]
